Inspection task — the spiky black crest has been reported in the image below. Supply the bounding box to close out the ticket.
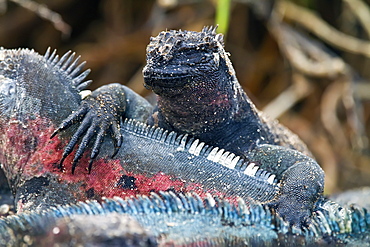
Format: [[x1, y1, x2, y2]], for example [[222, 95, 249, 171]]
[[44, 48, 92, 91], [146, 26, 224, 61]]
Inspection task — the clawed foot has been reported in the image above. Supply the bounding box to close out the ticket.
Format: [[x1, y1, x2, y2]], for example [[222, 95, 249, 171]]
[[268, 159, 324, 228], [51, 93, 123, 173], [270, 196, 312, 229]]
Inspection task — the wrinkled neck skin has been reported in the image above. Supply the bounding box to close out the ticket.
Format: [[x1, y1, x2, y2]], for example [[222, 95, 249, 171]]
[[153, 60, 265, 154]]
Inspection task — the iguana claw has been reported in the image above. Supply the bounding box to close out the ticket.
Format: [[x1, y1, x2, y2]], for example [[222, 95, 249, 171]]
[[52, 89, 123, 173]]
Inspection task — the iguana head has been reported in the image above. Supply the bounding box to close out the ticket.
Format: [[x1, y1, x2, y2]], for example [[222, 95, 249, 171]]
[[143, 26, 236, 96], [142, 27, 247, 136], [0, 48, 91, 123]]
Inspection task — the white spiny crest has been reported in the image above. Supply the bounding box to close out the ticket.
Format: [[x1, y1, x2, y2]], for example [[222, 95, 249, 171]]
[[124, 119, 279, 186], [201, 25, 218, 35], [43, 47, 92, 91], [189, 139, 206, 156], [207, 147, 220, 161], [218, 151, 230, 166], [177, 134, 188, 152], [244, 162, 258, 177], [318, 200, 353, 234], [267, 174, 276, 184]]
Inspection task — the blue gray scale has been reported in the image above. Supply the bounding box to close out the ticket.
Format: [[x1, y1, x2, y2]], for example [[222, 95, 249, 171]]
[[109, 119, 280, 203], [0, 192, 284, 246], [1, 48, 369, 246], [0, 47, 280, 205], [0, 48, 91, 123], [0, 192, 369, 246]]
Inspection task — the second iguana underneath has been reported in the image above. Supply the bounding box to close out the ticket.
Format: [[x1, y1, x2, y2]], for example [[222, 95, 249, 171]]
[[2, 191, 370, 246], [53, 26, 325, 227]]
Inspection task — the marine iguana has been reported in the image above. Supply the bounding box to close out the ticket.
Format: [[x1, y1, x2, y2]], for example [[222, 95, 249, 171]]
[[0, 47, 280, 213], [1, 191, 369, 246], [53, 26, 325, 227], [0, 47, 369, 246]]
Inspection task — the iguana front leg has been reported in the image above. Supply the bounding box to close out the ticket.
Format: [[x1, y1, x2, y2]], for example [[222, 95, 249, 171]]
[[249, 144, 325, 227], [51, 83, 153, 173], [274, 161, 324, 227]]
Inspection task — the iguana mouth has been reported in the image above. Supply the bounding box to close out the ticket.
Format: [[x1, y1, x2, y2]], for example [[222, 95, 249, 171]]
[[143, 67, 192, 89], [143, 72, 190, 81]]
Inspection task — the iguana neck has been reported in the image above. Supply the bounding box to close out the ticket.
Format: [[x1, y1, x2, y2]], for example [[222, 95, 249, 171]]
[[156, 73, 259, 137]]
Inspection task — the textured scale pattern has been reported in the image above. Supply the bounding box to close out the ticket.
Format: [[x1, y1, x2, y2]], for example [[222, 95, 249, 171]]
[[124, 119, 278, 185], [1, 192, 369, 246], [53, 26, 324, 227], [0, 43, 369, 245], [43, 48, 92, 91]]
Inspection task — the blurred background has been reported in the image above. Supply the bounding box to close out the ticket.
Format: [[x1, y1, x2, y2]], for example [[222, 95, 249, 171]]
[[1, 0, 370, 195]]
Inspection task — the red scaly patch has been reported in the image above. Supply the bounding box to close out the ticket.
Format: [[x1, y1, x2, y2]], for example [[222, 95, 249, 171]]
[[0, 116, 237, 208]]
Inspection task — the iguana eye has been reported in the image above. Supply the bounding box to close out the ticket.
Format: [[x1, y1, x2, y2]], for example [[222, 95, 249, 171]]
[[178, 49, 214, 66], [0, 76, 17, 114], [178, 49, 199, 59], [0, 76, 16, 97]]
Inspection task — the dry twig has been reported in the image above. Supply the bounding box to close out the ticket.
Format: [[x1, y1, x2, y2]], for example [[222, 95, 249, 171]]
[[268, 20, 347, 78], [343, 0, 370, 38], [320, 81, 350, 149], [0, 0, 71, 37], [263, 73, 312, 119], [277, 0, 370, 57]]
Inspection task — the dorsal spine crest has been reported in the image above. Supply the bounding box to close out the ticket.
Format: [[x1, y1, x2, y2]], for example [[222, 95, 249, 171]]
[[123, 119, 278, 185], [43, 47, 92, 91]]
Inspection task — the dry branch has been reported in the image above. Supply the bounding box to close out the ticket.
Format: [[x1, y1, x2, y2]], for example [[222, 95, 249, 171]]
[[277, 0, 370, 57], [268, 20, 347, 78], [263, 73, 312, 119], [343, 0, 370, 38], [1, 0, 71, 37], [320, 81, 350, 149]]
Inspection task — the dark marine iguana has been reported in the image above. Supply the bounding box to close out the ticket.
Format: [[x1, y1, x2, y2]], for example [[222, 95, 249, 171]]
[[53, 26, 324, 227], [0, 47, 280, 213], [0, 47, 369, 246], [1, 191, 370, 247]]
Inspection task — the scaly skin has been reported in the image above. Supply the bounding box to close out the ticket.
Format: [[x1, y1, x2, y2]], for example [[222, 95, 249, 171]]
[[55, 27, 324, 227], [0, 48, 283, 213], [1, 192, 370, 246], [0, 48, 369, 246]]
